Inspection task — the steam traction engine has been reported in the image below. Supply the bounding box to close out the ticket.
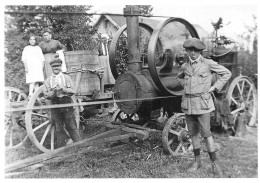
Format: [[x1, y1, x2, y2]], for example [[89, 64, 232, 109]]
[[109, 6, 257, 155], [109, 6, 204, 155]]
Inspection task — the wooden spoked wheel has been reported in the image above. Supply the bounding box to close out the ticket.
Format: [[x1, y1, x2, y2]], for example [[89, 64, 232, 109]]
[[5, 87, 28, 102], [25, 85, 80, 153], [5, 87, 28, 148], [5, 113, 28, 148], [162, 113, 193, 156], [226, 76, 258, 129], [111, 109, 139, 124]]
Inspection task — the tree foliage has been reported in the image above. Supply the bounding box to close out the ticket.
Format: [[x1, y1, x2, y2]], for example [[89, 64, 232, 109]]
[[137, 5, 153, 16], [5, 5, 97, 93], [237, 15, 257, 88], [115, 5, 154, 75]]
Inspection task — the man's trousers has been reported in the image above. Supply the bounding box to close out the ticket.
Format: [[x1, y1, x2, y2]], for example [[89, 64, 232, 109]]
[[51, 96, 80, 148]]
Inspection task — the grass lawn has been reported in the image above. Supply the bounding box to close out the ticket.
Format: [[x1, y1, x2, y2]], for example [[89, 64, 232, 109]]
[[5, 124, 258, 178]]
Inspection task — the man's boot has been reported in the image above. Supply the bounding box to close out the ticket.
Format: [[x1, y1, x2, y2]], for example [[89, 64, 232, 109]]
[[187, 157, 202, 173], [208, 151, 223, 178], [187, 148, 202, 173], [211, 160, 223, 178]]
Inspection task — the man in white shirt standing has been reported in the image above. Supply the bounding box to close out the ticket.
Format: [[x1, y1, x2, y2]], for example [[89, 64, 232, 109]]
[[98, 34, 109, 56], [98, 33, 115, 86]]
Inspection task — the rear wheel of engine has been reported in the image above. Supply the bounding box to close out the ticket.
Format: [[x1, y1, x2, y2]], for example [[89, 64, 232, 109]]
[[226, 76, 258, 133]]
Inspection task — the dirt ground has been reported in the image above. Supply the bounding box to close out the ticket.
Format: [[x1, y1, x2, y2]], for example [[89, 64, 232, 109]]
[[4, 121, 258, 179]]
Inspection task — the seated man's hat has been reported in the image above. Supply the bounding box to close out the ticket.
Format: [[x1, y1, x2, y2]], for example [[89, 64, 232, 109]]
[[183, 38, 206, 51], [50, 54, 62, 67]]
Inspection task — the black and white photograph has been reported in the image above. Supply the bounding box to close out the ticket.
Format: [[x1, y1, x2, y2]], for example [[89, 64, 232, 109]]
[[2, 0, 258, 179]]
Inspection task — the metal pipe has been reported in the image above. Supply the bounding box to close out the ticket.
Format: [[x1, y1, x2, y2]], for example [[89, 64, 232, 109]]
[[124, 5, 142, 73]]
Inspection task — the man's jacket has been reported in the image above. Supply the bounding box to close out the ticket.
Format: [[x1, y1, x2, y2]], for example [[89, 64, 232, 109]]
[[43, 73, 75, 100], [177, 56, 231, 115]]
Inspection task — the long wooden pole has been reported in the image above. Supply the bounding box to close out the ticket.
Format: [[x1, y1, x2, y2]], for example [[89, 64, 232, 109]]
[[5, 131, 134, 173], [6, 95, 178, 113]]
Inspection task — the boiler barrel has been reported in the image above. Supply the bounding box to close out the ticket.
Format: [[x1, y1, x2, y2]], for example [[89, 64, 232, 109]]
[[114, 72, 159, 114]]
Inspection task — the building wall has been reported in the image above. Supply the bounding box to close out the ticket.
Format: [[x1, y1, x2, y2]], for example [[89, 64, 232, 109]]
[[95, 18, 118, 39]]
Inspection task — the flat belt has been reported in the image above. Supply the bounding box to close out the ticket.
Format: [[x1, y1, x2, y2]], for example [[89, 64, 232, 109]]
[[184, 92, 206, 98]]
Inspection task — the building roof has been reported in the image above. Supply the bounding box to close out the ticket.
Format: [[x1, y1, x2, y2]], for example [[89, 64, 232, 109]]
[[93, 15, 209, 38], [93, 14, 161, 29], [107, 15, 126, 27]]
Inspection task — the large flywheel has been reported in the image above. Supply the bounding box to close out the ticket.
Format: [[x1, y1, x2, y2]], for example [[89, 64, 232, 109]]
[[148, 18, 199, 96], [109, 22, 163, 79]]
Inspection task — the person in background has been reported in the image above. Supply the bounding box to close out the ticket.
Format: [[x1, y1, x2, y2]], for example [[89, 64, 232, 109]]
[[97, 33, 115, 86], [43, 54, 80, 148], [21, 34, 45, 98], [98, 34, 109, 56], [177, 37, 231, 178], [97, 33, 116, 112], [39, 28, 66, 79]]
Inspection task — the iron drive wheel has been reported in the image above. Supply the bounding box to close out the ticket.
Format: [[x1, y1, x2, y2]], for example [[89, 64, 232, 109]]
[[226, 76, 257, 130], [25, 85, 80, 153], [162, 113, 193, 156]]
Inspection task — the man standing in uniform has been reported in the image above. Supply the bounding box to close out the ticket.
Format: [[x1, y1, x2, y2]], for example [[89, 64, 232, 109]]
[[43, 54, 80, 148], [177, 38, 231, 177]]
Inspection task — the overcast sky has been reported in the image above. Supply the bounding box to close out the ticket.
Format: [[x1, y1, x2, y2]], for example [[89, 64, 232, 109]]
[[3, 0, 258, 39], [90, 1, 258, 40]]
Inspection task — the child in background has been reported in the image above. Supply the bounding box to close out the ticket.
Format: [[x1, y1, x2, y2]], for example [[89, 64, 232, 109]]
[[22, 35, 45, 98]]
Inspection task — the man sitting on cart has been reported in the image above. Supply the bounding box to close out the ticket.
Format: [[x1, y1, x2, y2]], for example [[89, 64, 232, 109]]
[[43, 54, 80, 148]]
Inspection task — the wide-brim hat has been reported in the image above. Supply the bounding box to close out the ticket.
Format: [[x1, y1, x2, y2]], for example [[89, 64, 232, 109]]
[[50, 54, 62, 67], [183, 38, 206, 51]]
